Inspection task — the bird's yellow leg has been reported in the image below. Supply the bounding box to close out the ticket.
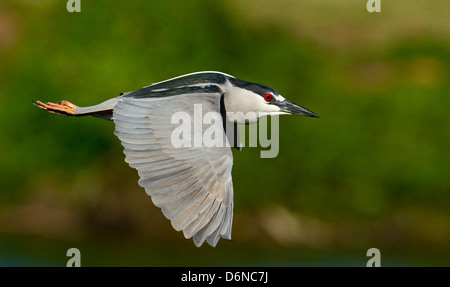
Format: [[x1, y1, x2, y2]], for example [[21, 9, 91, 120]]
[[33, 100, 77, 116]]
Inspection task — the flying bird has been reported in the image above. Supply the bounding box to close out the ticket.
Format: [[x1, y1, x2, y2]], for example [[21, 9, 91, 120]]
[[33, 71, 318, 247]]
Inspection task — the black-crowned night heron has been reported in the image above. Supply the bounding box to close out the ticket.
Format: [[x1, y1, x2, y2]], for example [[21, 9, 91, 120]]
[[34, 71, 318, 247]]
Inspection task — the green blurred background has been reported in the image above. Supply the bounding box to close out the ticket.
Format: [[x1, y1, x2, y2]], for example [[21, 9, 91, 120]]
[[0, 0, 449, 266]]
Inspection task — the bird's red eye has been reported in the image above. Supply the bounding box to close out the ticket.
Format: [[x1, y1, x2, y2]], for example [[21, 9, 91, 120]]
[[264, 94, 273, 102]]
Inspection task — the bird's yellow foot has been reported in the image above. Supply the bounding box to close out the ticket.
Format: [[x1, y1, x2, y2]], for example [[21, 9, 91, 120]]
[[33, 100, 77, 116]]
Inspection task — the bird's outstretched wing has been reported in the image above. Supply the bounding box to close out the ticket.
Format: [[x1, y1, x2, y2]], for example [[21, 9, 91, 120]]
[[113, 93, 234, 247]]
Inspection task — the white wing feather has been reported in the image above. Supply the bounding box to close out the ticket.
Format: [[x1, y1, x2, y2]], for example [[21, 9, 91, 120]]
[[113, 93, 234, 247]]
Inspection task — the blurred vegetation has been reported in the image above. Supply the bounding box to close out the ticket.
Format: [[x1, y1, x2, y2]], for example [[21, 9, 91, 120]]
[[0, 0, 449, 266]]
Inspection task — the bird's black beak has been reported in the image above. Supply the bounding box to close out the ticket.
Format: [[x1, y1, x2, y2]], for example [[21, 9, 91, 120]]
[[278, 100, 319, 118]]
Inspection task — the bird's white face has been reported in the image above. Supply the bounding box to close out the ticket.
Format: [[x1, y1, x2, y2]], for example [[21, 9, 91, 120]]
[[224, 80, 288, 124]]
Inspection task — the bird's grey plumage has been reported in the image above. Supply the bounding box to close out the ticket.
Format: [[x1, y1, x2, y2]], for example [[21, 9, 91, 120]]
[[33, 71, 318, 247], [113, 92, 234, 247]]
